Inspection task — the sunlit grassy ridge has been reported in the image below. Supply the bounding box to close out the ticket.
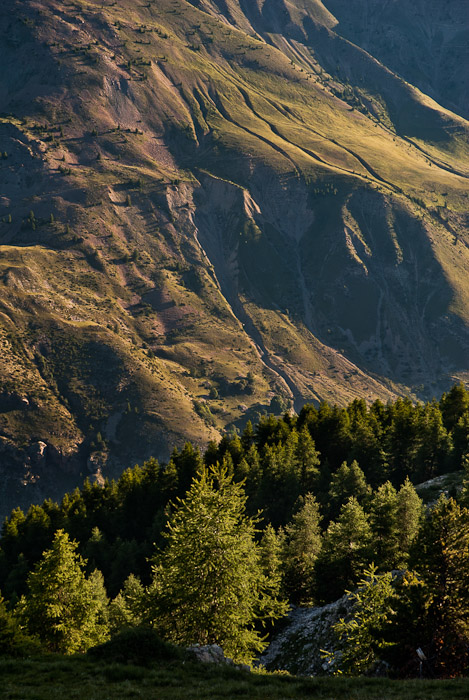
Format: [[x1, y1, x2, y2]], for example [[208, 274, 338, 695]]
[[0, 0, 467, 514]]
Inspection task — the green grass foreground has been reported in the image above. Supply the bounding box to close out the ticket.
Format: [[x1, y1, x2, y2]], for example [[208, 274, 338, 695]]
[[1, 656, 468, 700]]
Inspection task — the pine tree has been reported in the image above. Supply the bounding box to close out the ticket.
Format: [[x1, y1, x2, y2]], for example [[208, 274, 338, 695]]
[[414, 402, 451, 481], [146, 464, 287, 663], [17, 530, 109, 653], [452, 413, 469, 469], [386, 398, 421, 484], [440, 383, 469, 432], [348, 408, 387, 488]]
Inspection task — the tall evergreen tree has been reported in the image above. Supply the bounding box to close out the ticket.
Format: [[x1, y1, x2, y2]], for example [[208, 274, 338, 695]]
[[316, 497, 372, 602], [146, 465, 288, 663], [328, 460, 371, 521], [282, 493, 322, 604], [108, 574, 146, 632], [296, 428, 321, 493], [17, 530, 109, 654], [452, 413, 469, 469], [258, 524, 286, 622], [440, 383, 469, 432], [414, 496, 469, 675], [369, 481, 399, 570], [414, 402, 451, 481], [328, 565, 397, 675], [396, 477, 423, 560]]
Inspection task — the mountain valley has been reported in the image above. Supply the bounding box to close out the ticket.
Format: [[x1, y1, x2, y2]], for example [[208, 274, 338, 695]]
[[0, 0, 468, 514]]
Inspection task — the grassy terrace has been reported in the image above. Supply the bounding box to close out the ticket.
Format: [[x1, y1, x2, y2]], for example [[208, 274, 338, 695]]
[[1, 656, 469, 700]]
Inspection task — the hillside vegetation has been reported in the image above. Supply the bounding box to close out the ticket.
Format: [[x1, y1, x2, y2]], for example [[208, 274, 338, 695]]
[[3, 655, 469, 700], [1, 386, 469, 677], [0, 0, 468, 514], [2, 655, 469, 700]]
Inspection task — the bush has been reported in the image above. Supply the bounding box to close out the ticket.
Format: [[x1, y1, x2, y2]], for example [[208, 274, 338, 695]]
[[87, 627, 184, 666], [0, 597, 41, 658]]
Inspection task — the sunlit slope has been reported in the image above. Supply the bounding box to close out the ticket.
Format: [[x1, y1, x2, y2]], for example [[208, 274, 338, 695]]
[[0, 0, 467, 514]]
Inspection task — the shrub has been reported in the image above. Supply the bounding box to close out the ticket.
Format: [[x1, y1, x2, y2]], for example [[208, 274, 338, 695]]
[[87, 626, 184, 666], [0, 596, 41, 658]]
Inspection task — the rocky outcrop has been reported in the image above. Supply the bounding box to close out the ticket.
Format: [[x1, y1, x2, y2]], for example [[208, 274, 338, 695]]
[[0, 0, 467, 519], [260, 595, 353, 676], [187, 644, 250, 672]]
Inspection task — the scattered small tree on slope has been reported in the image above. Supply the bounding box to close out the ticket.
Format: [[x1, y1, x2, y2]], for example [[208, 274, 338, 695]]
[[147, 464, 288, 663]]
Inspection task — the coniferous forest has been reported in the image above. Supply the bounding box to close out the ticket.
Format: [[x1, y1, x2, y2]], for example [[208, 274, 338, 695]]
[[1, 384, 469, 678], [2, 0, 469, 694]]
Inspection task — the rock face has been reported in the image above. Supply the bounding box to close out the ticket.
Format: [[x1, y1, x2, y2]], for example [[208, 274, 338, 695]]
[[187, 644, 250, 671], [260, 595, 353, 676], [0, 0, 468, 516]]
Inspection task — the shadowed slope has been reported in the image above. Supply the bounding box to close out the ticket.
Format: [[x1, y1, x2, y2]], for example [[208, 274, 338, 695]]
[[0, 0, 467, 516]]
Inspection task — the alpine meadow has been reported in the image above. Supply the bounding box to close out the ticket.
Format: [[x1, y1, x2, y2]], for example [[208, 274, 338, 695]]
[[0, 0, 469, 696]]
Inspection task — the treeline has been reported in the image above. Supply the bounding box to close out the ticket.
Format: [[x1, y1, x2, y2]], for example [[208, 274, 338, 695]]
[[0, 384, 469, 674], [2, 384, 468, 600]]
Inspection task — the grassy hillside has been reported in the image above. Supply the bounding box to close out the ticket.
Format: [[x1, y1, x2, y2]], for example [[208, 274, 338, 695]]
[[0, 0, 468, 515], [2, 655, 469, 700]]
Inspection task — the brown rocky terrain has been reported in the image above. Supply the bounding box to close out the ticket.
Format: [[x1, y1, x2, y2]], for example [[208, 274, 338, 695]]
[[0, 0, 468, 517]]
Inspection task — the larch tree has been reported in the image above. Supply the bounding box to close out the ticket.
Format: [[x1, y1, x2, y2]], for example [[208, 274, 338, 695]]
[[282, 493, 322, 604], [146, 464, 288, 663], [414, 496, 469, 675], [369, 481, 400, 570], [17, 529, 109, 654], [328, 460, 371, 521], [396, 477, 423, 560], [327, 565, 397, 676], [316, 496, 372, 602]]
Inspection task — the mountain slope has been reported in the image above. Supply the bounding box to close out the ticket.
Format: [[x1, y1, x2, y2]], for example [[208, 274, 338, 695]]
[[0, 0, 468, 515]]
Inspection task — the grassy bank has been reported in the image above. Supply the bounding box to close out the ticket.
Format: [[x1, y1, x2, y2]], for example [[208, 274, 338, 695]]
[[1, 655, 468, 700]]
